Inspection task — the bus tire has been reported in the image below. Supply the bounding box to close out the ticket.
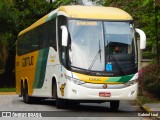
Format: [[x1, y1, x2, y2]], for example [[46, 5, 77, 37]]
[[52, 79, 56, 98], [53, 83, 65, 109], [20, 81, 23, 97], [110, 101, 119, 111], [23, 82, 33, 104], [22, 87, 25, 102], [67, 100, 79, 109], [56, 98, 65, 109]]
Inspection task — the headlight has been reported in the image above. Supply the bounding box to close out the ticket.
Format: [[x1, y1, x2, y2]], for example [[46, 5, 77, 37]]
[[65, 75, 85, 85], [125, 79, 138, 86]]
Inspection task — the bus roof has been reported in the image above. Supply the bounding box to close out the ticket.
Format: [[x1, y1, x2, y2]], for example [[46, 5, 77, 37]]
[[59, 5, 132, 20], [18, 9, 57, 36], [18, 5, 133, 36]]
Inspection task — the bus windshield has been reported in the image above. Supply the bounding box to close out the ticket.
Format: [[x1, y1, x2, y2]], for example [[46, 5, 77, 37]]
[[68, 19, 137, 76]]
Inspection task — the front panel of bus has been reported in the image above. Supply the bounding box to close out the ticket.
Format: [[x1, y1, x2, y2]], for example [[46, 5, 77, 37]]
[[59, 18, 138, 100]]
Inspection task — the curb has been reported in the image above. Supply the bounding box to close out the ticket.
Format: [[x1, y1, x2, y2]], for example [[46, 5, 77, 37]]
[[136, 99, 160, 120], [0, 92, 16, 95]]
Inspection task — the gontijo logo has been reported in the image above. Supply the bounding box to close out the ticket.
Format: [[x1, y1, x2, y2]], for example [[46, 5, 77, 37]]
[[22, 56, 34, 67]]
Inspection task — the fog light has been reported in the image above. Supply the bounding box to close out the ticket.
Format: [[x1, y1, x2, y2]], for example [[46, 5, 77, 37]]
[[72, 89, 77, 94]]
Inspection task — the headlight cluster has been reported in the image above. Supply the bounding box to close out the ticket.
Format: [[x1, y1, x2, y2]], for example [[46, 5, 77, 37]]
[[125, 79, 138, 86], [65, 75, 85, 85]]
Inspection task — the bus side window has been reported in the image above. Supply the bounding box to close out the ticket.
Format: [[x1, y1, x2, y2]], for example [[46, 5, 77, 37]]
[[31, 29, 40, 51], [58, 16, 67, 67], [48, 18, 57, 50]]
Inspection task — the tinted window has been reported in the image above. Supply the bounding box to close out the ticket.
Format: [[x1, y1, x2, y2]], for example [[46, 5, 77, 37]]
[[17, 18, 57, 56], [58, 16, 67, 66]]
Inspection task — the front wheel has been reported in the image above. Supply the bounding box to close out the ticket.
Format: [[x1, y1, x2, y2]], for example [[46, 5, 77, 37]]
[[67, 100, 79, 109], [56, 97, 66, 109], [53, 82, 65, 109], [110, 101, 120, 111]]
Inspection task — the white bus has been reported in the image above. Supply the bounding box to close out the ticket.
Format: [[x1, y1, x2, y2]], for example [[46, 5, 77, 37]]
[[16, 5, 146, 110]]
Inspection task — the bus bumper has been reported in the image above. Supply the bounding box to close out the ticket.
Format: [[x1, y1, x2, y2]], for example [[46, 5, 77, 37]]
[[64, 82, 138, 101]]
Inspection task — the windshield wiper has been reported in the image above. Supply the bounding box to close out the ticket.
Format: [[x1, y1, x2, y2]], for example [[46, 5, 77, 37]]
[[99, 40, 102, 62], [70, 65, 88, 71], [88, 40, 102, 72]]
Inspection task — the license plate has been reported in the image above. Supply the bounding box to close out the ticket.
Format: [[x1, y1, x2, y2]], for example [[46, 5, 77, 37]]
[[99, 92, 111, 97]]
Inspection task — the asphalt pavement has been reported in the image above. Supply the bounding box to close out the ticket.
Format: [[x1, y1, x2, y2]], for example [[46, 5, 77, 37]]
[[0, 92, 160, 119]]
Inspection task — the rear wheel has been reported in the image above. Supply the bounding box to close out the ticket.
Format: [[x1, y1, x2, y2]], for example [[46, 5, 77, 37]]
[[20, 81, 23, 97], [23, 82, 33, 104], [110, 101, 120, 111]]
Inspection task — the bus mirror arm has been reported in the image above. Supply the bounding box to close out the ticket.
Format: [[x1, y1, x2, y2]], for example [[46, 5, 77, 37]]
[[135, 28, 146, 49], [61, 26, 68, 47]]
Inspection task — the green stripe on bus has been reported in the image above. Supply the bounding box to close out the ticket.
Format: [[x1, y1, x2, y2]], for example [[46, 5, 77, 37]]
[[34, 48, 49, 88], [107, 74, 134, 83]]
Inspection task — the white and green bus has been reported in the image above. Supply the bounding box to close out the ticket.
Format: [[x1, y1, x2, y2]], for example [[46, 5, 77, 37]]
[[16, 5, 146, 110]]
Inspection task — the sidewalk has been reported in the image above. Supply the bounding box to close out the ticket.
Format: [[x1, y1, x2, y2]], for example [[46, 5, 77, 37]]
[[137, 100, 160, 119], [143, 103, 160, 112]]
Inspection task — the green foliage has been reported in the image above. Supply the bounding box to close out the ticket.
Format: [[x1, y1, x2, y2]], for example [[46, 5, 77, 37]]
[[142, 41, 155, 59], [139, 64, 160, 98], [137, 96, 159, 104], [14, 0, 53, 31], [0, 0, 54, 87], [0, 0, 20, 33], [53, 0, 72, 7], [0, 33, 13, 66], [0, 87, 16, 92], [0, 0, 54, 70], [143, 51, 155, 59], [0, 0, 18, 68]]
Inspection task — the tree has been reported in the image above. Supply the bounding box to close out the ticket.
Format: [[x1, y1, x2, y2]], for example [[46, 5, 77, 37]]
[[0, 0, 19, 68], [0, 0, 54, 87]]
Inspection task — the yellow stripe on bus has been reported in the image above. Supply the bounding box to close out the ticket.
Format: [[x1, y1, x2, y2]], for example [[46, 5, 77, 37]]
[[16, 51, 39, 95]]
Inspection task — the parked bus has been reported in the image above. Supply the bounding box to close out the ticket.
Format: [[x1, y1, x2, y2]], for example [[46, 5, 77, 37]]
[[16, 5, 146, 110]]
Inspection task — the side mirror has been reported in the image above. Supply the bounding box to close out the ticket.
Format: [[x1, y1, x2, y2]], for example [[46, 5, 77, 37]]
[[135, 28, 146, 49], [61, 26, 68, 47]]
